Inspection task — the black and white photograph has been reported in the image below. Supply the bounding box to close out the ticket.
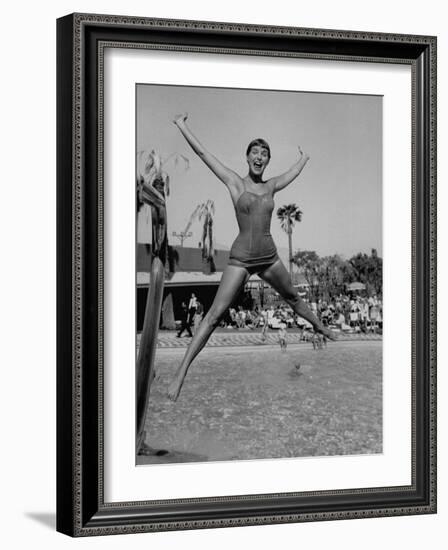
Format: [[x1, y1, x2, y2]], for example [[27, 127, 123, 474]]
[[2, 0, 440, 545], [135, 84, 383, 465]]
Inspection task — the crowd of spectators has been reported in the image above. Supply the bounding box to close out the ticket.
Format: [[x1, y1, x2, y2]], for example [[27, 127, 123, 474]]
[[223, 294, 383, 335]]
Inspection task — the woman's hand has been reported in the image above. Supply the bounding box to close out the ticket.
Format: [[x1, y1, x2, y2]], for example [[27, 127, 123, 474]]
[[171, 113, 240, 189], [298, 146, 310, 162], [269, 145, 310, 192], [173, 112, 188, 126]]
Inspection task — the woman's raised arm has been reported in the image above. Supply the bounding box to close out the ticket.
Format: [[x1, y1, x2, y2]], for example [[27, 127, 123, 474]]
[[174, 113, 240, 189], [269, 147, 310, 193]]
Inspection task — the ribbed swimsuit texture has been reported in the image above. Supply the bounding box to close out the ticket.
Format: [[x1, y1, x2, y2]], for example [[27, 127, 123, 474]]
[[228, 187, 279, 273]]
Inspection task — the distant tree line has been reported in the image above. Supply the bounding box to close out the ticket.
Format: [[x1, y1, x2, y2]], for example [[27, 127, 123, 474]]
[[292, 248, 382, 301]]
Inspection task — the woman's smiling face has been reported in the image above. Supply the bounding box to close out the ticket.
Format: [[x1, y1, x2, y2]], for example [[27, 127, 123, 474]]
[[247, 145, 270, 177]]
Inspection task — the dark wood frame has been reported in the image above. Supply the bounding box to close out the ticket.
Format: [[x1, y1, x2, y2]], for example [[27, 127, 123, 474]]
[[57, 13, 437, 537]]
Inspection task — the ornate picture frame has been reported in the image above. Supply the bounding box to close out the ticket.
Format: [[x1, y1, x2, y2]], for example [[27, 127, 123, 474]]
[[57, 13, 436, 536]]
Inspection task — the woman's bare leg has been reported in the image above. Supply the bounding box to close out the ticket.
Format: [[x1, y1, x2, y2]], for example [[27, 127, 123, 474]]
[[259, 260, 337, 340], [168, 265, 249, 401]]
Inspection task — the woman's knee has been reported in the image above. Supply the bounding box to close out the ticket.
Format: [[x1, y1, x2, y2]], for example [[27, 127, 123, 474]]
[[282, 290, 299, 304]]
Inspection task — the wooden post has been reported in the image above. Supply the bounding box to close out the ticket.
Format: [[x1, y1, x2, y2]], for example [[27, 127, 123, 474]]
[[135, 176, 168, 454], [136, 256, 165, 452]]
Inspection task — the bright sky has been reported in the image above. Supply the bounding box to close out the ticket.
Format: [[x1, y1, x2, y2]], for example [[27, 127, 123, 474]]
[[137, 84, 382, 259]]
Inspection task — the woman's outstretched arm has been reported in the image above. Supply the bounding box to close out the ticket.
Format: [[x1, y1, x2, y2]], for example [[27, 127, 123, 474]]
[[269, 147, 310, 193], [174, 113, 240, 189]]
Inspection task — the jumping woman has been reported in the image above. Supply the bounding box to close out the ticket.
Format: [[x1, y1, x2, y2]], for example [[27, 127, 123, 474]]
[[168, 113, 335, 401]]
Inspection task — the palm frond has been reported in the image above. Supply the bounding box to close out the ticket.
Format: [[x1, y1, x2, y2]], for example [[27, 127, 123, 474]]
[[163, 152, 190, 171], [276, 203, 303, 232], [193, 200, 216, 272], [183, 204, 201, 234], [198, 200, 215, 221], [151, 149, 162, 175], [136, 150, 154, 183], [163, 173, 170, 196]]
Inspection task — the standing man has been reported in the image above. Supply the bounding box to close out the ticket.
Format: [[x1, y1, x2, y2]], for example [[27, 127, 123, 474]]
[[187, 293, 198, 325], [177, 301, 193, 338]]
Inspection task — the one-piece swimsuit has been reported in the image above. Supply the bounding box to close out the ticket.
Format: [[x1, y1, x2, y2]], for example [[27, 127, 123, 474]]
[[228, 183, 279, 274]]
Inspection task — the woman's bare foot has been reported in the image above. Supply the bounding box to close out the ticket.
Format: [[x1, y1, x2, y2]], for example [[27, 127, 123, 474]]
[[319, 327, 338, 341], [167, 377, 183, 401]]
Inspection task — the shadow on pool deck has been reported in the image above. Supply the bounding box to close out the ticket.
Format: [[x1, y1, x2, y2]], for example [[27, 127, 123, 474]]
[[138, 449, 210, 465]]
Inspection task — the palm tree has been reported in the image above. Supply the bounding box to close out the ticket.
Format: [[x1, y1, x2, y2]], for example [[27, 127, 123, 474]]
[[135, 149, 189, 454], [277, 203, 303, 276], [136, 149, 189, 210], [198, 200, 216, 273]]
